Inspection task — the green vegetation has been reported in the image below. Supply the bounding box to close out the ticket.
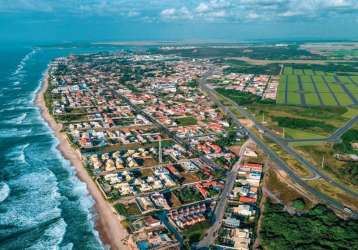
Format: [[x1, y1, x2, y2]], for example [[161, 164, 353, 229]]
[[215, 130, 238, 147], [284, 128, 324, 139], [329, 49, 358, 59], [174, 116, 198, 126], [150, 45, 318, 60], [260, 201, 358, 250], [332, 129, 358, 185], [223, 59, 281, 75], [114, 203, 141, 217], [56, 114, 87, 122], [277, 65, 358, 107], [296, 142, 358, 187], [182, 221, 211, 247], [216, 88, 275, 105], [247, 105, 354, 140], [272, 116, 336, 135], [291, 198, 306, 211], [174, 186, 203, 204], [187, 79, 198, 88], [334, 129, 358, 154]]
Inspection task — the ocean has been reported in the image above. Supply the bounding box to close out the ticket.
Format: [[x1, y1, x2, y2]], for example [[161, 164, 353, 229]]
[[0, 44, 124, 249]]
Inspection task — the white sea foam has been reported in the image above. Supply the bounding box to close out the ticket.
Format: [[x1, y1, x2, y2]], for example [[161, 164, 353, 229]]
[[60, 243, 74, 250], [0, 128, 32, 138], [8, 96, 29, 106], [30, 68, 48, 104], [0, 170, 62, 228], [49, 146, 102, 246], [4, 113, 28, 125], [26, 218, 67, 250], [6, 143, 30, 165], [0, 182, 10, 203], [11, 48, 39, 79]]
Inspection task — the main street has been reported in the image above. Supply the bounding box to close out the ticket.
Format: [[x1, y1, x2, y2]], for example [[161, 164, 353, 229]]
[[196, 140, 251, 249], [198, 70, 358, 217]]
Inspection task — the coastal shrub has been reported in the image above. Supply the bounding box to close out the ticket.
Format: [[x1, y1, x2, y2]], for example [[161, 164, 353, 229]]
[[216, 88, 275, 105], [292, 198, 306, 210], [334, 129, 358, 154], [271, 116, 336, 133], [260, 201, 358, 250]]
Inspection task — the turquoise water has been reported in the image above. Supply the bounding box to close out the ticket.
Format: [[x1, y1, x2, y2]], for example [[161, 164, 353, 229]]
[[0, 45, 123, 249]]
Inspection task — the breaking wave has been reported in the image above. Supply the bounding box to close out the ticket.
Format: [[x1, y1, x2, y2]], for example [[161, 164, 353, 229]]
[[11, 48, 39, 79], [6, 143, 30, 165], [26, 218, 67, 250], [5, 113, 28, 125], [0, 128, 32, 139], [0, 182, 10, 203]]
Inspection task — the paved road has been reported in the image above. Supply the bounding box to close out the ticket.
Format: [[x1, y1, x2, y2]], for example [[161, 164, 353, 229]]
[[309, 75, 324, 106], [297, 75, 306, 106], [334, 75, 358, 105], [284, 115, 358, 143], [322, 75, 341, 106], [196, 141, 250, 249], [348, 76, 358, 87], [217, 93, 358, 200], [198, 72, 358, 218], [284, 75, 288, 105]]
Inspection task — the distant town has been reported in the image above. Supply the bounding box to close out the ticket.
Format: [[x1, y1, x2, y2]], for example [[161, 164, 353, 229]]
[[43, 44, 358, 250]]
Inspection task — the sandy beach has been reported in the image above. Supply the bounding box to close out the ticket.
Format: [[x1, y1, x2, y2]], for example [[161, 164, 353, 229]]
[[36, 71, 128, 250]]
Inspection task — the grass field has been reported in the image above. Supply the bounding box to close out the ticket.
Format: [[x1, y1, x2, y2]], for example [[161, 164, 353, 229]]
[[277, 65, 358, 107], [284, 128, 324, 139]]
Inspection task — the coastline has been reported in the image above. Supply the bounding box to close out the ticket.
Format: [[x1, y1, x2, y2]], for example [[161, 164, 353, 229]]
[[36, 70, 128, 250]]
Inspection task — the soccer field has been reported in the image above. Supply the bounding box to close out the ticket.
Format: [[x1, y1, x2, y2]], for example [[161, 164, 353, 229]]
[[276, 66, 358, 106]]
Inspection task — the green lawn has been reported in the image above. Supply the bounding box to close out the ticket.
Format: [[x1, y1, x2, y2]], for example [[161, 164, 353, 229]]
[[276, 77, 286, 104], [175, 116, 198, 126], [293, 68, 304, 75], [345, 85, 358, 99], [329, 84, 344, 93], [287, 92, 301, 105], [335, 93, 354, 106], [302, 82, 315, 92], [320, 93, 338, 106], [284, 128, 324, 139], [304, 93, 321, 106], [283, 66, 293, 74], [304, 69, 314, 75], [342, 107, 358, 119], [287, 75, 299, 92], [279, 66, 358, 107]]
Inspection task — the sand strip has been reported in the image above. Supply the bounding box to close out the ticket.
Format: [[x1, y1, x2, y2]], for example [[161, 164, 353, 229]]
[[36, 70, 128, 250]]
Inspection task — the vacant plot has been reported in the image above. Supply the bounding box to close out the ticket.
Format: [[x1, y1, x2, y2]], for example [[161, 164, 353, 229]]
[[287, 92, 301, 105], [304, 93, 321, 105], [284, 128, 324, 139], [278, 65, 357, 106], [174, 116, 197, 126], [276, 77, 286, 103]]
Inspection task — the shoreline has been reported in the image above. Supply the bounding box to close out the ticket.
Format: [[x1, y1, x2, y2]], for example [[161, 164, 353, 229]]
[[36, 70, 128, 250]]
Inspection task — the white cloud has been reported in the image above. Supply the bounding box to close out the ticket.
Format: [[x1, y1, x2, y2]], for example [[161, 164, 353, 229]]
[[0, 0, 357, 22], [160, 7, 192, 20], [196, 3, 209, 13]]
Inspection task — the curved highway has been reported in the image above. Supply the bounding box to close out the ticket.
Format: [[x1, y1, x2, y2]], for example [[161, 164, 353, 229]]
[[215, 89, 358, 200], [198, 71, 358, 218]]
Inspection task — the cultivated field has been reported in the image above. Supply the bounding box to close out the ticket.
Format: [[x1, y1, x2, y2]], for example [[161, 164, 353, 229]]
[[277, 66, 358, 106]]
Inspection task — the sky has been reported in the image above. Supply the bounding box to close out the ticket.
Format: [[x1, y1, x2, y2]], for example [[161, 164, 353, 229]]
[[0, 0, 357, 43]]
